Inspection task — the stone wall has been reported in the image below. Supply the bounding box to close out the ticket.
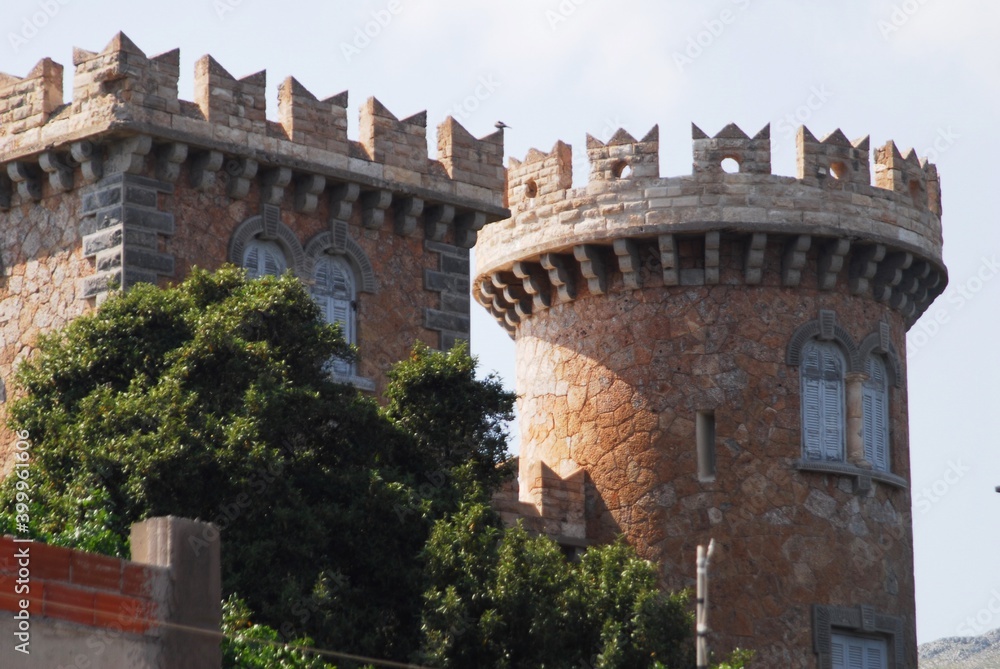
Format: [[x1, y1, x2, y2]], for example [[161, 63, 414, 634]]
[[0, 32, 508, 470], [476, 123, 945, 668]]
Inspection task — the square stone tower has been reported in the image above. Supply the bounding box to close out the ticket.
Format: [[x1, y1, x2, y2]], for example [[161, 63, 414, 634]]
[[0, 32, 507, 470]]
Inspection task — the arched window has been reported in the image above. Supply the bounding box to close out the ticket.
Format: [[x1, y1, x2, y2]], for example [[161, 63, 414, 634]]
[[801, 339, 846, 463], [863, 356, 890, 472], [242, 239, 287, 278], [313, 255, 356, 377]]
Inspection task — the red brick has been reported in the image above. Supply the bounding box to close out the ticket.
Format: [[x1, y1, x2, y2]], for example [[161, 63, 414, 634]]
[[31, 542, 74, 581], [45, 582, 95, 626], [122, 562, 162, 598], [71, 551, 123, 591], [94, 592, 157, 635]]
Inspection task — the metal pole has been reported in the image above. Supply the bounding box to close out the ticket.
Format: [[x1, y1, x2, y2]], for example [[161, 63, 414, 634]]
[[696, 539, 716, 669]]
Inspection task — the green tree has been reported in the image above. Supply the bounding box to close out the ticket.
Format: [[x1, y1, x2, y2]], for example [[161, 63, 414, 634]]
[[0, 267, 511, 661], [419, 499, 696, 669]]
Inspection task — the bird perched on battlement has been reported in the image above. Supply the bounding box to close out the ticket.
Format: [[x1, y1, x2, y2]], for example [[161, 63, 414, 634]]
[[495, 121, 511, 129]]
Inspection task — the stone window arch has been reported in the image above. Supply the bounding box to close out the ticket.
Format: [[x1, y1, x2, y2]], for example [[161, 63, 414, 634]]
[[303, 224, 376, 391], [228, 204, 306, 277], [789, 312, 908, 490]]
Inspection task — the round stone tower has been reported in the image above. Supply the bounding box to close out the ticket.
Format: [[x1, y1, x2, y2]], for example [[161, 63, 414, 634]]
[[475, 123, 946, 668]]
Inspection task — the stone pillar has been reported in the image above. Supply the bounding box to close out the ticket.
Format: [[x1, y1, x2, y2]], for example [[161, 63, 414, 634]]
[[845, 372, 869, 467], [131, 516, 222, 669]]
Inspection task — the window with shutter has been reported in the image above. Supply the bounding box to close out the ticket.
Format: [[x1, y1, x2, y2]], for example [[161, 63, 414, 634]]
[[862, 356, 890, 472], [313, 255, 357, 377], [242, 240, 287, 279], [801, 340, 845, 462], [831, 634, 887, 669]]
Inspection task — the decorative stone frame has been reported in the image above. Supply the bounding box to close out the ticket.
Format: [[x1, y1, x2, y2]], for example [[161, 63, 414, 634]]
[[302, 221, 376, 294], [787, 310, 908, 491], [227, 204, 306, 276], [812, 604, 905, 669], [303, 221, 377, 392]]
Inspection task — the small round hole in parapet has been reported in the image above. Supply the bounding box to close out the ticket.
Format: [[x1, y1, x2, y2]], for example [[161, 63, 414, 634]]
[[830, 162, 848, 180], [721, 157, 740, 174], [613, 161, 633, 179], [525, 179, 538, 198]]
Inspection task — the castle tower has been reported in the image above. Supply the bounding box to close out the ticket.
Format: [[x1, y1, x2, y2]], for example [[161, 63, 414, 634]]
[[477, 123, 946, 667], [0, 33, 506, 470]]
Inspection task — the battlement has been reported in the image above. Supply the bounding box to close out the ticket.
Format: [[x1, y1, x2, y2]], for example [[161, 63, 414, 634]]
[[0, 32, 506, 217], [478, 122, 947, 332]]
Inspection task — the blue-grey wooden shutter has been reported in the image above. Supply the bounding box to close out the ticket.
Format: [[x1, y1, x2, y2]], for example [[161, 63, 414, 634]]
[[314, 256, 356, 377], [243, 245, 260, 278], [802, 344, 824, 460], [262, 246, 282, 276], [802, 341, 844, 461], [821, 348, 844, 461], [832, 635, 846, 669], [863, 356, 889, 471], [864, 640, 885, 669]]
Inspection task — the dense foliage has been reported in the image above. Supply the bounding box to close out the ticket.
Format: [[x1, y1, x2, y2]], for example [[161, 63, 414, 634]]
[[0, 267, 749, 668], [419, 500, 695, 669]]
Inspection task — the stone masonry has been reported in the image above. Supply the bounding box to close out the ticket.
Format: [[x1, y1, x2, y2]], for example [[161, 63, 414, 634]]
[[477, 123, 946, 667], [0, 33, 506, 471]]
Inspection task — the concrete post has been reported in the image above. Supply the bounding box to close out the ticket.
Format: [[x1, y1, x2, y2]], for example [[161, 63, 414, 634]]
[[131, 516, 222, 669]]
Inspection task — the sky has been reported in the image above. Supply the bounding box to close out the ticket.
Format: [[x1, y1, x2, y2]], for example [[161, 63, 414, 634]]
[[2, 0, 997, 645]]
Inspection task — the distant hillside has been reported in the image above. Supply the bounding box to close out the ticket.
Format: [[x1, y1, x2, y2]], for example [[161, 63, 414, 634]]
[[920, 628, 1000, 669]]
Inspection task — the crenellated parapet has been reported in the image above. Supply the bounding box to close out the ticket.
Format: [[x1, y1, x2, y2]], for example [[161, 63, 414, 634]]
[[477, 122, 947, 334], [0, 32, 507, 246]]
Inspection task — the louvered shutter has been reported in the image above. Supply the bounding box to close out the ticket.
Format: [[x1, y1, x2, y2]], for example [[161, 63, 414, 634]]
[[832, 636, 846, 669], [863, 356, 890, 472], [262, 247, 282, 276], [313, 256, 357, 377], [802, 341, 844, 462], [832, 634, 887, 669], [821, 348, 844, 461], [243, 245, 260, 278], [848, 641, 864, 669], [802, 344, 824, 460], [865, 641, 884, 669]]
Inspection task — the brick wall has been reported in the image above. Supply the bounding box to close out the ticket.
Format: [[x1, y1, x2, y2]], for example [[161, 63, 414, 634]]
[[0, 516, 220, 668]]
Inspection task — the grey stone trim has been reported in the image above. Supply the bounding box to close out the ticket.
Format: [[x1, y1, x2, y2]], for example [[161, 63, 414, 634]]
[[79, 173, 176, 299], [786, 311, 860, 370], [331, 372, 376, 392], [795, 460, 908, 491], [227, 208, 306, 277], [812, 603, 905, 669], [303, 231, 376, 293], [858, 330, 903, 389], [423, 239, 472, 348]]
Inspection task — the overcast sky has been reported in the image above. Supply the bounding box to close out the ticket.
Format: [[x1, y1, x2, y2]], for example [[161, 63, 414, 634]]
[[3, 0, 997, 645]]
